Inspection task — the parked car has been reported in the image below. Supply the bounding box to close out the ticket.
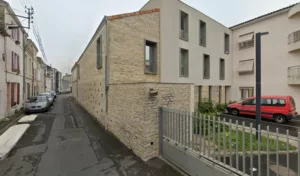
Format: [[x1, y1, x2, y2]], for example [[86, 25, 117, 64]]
[[226, 96, 297, 124], [39, 92, 54, 105], [25, 96, 50, 114], [49, 91, 57, 99]]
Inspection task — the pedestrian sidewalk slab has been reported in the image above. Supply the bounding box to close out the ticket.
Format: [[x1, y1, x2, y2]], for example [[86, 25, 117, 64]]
[[18, 115, 38, 123], [0, 124, 30, 160]]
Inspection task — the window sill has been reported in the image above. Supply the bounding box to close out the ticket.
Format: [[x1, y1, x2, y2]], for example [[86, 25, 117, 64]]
[[224, 51, 229, 54], [199, 44, 206, 47], [145, 72, 158, 75], [203, 77, 210, 79], [180, 75, 189, 78], [97, 65, 102, 69]]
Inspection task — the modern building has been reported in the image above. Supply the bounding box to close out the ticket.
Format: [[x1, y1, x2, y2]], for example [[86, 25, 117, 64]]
[[0, 0, 27, 118], [230, 3, 300, 105], [24, 39, 38, 100], [71, 0, 300, 161]]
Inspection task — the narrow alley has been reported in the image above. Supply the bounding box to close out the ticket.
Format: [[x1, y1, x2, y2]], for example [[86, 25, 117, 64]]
[[0, 94, 181, 176]]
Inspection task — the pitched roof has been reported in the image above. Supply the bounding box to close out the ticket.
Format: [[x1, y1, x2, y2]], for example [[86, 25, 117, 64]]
[[107, 8, 160, 20], [230, 3, 298, 29]]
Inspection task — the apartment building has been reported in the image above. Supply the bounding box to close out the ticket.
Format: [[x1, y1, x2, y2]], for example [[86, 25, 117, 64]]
[[55, 71, 62, 92], [45, 65, 53, 92], [230, 3, 300, 107], [0, 0, 27, 118], [24, 39, 38, 100], [141, 0, 232, 104]]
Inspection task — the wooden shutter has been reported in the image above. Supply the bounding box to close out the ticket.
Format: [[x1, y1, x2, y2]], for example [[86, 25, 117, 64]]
[[17, 83, 20, 104], [11, 52, 14, 71], [17, 55, 19, 71], [17, 29, 20, 41], [11, 83, 14, 107]]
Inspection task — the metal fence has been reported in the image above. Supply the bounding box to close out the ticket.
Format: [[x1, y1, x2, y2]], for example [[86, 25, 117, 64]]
[[160, 107, 300, 176], [288, 30, 300, 44]]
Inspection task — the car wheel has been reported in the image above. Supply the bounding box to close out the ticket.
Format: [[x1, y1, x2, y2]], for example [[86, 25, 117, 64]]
[[231, 109, 239, 116], [274, 114, 287, 124]]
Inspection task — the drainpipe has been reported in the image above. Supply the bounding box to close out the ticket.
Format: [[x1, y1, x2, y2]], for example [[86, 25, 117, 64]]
[[23, 33, 26, 105]]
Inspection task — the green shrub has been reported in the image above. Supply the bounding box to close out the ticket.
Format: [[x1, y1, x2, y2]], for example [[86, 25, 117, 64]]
[[215, 103, 227, 112], [198, 98, 216, 114]]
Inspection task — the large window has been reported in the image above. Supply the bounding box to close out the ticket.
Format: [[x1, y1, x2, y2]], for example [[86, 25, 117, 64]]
[[11, 52, 19, 72], [145, 40, 157, 74], [203, 54, 210, 79], [180, 11, 188, 41], [224, 33, 229, 54], [240, 87, 254, 100], [200, 20, 206, 46], [219, 58, 225, 80], [97, 36, 102, 69], [180, 48, 189, 77]]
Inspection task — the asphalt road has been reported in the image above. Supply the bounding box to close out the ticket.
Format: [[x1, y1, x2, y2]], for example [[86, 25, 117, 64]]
[[221, 113, 300, 137], [0, 94, 181, 176]]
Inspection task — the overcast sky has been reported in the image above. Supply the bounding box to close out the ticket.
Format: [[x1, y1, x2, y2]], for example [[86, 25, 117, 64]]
[[6, 0, 300, 75]]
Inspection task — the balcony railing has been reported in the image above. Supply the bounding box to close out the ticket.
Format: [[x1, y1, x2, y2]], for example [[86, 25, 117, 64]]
[[180, 30, 188, 41], [288, 30, 300, 44]]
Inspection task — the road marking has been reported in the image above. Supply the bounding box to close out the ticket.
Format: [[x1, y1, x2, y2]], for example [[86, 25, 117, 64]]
[[222, 114, 300, 129]]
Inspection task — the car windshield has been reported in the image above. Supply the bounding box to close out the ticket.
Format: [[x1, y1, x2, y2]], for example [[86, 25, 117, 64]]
[[28, 96, 47, 102]]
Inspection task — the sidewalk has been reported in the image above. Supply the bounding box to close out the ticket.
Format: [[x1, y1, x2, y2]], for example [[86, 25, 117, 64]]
[[0, 95, 182, 176]]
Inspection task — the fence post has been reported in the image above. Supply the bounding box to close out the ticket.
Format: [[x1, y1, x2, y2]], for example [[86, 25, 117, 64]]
[[159, 107, 163, 156]]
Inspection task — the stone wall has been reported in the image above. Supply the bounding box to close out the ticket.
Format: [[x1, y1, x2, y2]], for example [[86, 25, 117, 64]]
[[74, 23, 107, 126], [108, 83, 192, 161], [108, 10, 160, 84]]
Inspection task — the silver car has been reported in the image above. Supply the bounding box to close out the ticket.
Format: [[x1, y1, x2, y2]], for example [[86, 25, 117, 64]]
[[39, 92, 54, 105], [25, 96, 50, 114]]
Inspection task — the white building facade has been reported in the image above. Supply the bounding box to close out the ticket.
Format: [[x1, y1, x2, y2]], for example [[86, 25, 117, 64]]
[[0, 0, 27, 119]]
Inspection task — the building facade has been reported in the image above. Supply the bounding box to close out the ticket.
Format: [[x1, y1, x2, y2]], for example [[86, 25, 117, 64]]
[[231, 3, 300, 106], [36, 57, 45, 94], [142, 0, 232, 105], [0, 0, 27, 118], [24, 39, 38, 100]]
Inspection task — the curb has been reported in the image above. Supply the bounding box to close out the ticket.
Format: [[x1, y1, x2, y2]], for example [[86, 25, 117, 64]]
[[0, 112, 24, 135]]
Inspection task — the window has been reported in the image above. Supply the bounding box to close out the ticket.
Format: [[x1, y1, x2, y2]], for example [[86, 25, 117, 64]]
[[290, 97, 296, 107], [180, 48, 189, 77], [240, 87, 254, 100], [224, 33, 229, 54], [272, 99, 286, 107], [219, 58, 225, 80], [238, 32, 254, 50], [145, 40, 157, 74], [203, 54, 210, 79], [261, 99, 272, 106], [180, 11, 188, 41], [243, 99, 255, 105], [11, 52, 19, 72], [200, 20, 206, 46], [96, 36, 102, 69], [209, 86, 212, 100]]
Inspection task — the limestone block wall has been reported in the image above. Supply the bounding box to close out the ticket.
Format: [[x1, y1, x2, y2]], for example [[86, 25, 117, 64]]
[[108, 10, 160, 84], [196, 85, 226, 105], [108, 83, 192, 161]]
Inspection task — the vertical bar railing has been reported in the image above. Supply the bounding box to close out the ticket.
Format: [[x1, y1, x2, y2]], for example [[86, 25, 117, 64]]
[[160, 109, 300, 176]]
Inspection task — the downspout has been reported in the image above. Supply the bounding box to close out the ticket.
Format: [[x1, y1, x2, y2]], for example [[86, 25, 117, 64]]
[[4, 32, 7, 116], [23, 33, 26, 104]]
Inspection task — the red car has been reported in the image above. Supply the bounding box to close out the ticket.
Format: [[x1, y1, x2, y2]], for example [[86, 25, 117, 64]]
[[226, 96, 297, 124]]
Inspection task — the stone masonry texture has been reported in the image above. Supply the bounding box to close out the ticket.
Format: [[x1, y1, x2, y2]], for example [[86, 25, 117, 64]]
[[72, 10, 194, 161], [108, 83, 192, 161], [108, 11, 160, 84]]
